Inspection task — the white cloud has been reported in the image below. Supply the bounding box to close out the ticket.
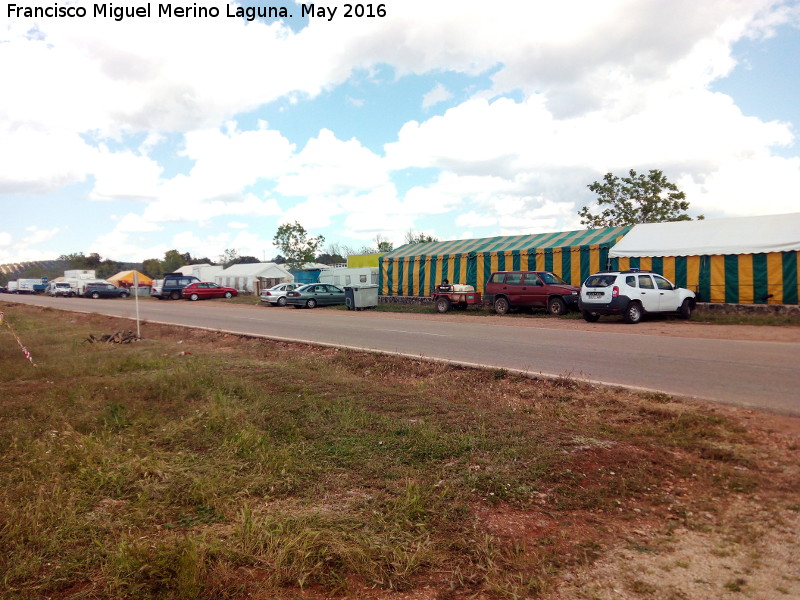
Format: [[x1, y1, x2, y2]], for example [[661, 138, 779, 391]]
[[114, 213, 163, 233], [23, 227, 61, 245], [89, 149, 162, 201], [422, 83, 453, 109], [277, 129, 389, 196]]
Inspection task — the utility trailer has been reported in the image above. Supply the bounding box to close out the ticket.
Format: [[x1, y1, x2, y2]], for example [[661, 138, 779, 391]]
[[431, 284, 482, 313]]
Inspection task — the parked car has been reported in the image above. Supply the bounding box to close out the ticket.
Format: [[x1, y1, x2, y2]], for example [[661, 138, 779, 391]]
[[83, 283, 129, 299], [484, 270, 580, 315], [182, 282, 238, 301], [48, 282, 75, 297], [578, 269, 696, 324], [260, 282, 298, 307], [285, 283, 346, 308], [151, 273, 200, 300]]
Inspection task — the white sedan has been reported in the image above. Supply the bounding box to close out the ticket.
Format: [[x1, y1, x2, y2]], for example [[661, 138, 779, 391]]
[[260, 282, 298, 307]]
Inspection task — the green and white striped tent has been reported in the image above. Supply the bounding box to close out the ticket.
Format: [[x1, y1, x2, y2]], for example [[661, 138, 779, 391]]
[[379, 226, 632, 297]]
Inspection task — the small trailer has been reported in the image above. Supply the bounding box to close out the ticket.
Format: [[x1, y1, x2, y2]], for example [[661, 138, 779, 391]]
[[431, 284, 482, 313]]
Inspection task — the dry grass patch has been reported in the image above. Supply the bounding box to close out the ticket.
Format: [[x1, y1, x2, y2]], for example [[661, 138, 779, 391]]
[[1, 302, 798, 600]]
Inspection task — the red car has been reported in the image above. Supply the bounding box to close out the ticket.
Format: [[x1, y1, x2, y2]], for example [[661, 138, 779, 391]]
[[182, 282, 238, 301]]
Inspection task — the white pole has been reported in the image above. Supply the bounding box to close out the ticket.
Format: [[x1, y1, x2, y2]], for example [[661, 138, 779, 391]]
[[134, 271, 141, 338]]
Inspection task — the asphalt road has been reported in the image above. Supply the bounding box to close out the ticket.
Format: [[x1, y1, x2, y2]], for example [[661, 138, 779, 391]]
[[3, 294, 799, 415]]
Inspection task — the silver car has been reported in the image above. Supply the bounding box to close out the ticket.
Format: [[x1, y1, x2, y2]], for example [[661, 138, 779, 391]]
[[260, 282, 298, 307]]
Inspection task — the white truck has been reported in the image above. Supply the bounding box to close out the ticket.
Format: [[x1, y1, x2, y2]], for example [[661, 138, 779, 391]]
[[63, 270, 98, 295], [17, 278, 47, 294], [7, 281, 19, 293], [48, 281, 76, 297]]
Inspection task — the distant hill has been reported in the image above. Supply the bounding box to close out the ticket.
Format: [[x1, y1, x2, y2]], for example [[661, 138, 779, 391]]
[[0, 260, 143, 283], [0, 260, 71, 278]]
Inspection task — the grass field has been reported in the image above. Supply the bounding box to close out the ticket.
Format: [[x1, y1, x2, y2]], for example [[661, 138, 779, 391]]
[[1, 303, 797, 599]]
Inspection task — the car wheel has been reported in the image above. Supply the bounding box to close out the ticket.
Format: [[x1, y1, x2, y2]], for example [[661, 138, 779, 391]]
[[277, 296, 287, 307], [224, 291, 233, 298], [582, 310, 600, 322], [190, 293, 199, 301], [91, 292, 100, 299], [624, 302, 643, 324], [435, 297, 451, 313], [306, 299, 317, 309], [120, 292, 129, 299], [170, 290, 181, 300], [547, 296, 567, 316], [493, 296, 510, 315], [679, 299, 693, 320]]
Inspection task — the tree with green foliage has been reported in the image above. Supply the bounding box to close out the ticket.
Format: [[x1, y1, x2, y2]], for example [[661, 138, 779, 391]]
[[404, 230, 438, 245], [234, 256, 260, 265], [142, 258, 164, 278], [219, 248, 240, 268], [273, 222, 325, 271], [579, 169, 702, 228], [162, 249, 188, 273], [316, 252, 347, 265], [374, 234, 393, 253], [58, 252, 92, 270]]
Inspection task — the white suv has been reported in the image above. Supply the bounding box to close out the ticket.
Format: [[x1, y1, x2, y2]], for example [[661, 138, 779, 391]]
[[578, 269, 696, 324]]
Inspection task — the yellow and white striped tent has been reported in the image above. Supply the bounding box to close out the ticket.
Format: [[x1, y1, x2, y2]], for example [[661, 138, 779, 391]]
[[608, 214, 800, 304]]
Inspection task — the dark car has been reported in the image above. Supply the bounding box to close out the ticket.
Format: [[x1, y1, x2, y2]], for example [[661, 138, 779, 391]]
[[84, 283, 129, 299], [151, 273, 200, 300], [182, 282, 238, 301], [484, 270, 580, 315], [285, 284, 346, 308]]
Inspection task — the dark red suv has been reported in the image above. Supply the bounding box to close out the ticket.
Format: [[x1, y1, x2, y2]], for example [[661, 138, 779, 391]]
[[484, 271, 579, 315]]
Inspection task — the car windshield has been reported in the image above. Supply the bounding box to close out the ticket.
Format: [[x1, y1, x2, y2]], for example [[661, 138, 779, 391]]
[[540, 272, 567, 285], [584, 274, 616, 288]]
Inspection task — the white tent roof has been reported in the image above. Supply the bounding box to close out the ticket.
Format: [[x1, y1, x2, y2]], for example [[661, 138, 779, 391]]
[[218, 262, 292, 278], [609, 213, 800, 258], [175, 264, 211, 275]]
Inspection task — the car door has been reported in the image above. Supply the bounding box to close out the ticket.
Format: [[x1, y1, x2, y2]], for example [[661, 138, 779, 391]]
[[206, 283, 223, 299], [329, 285, 344, 304], [636, 275, 660, 312], [502, 272, 525, 306], [191, 283, 206, 298], [653, 275, 680, 311], [312, 285, 328, 304], [523, 272, 546, 306]]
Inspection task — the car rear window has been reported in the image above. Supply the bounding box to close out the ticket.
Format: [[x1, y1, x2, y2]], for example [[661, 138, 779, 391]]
[[584, 274, 616, 287]]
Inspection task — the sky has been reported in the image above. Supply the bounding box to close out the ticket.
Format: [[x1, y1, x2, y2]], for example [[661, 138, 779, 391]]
[[1, 0, 799, 265]]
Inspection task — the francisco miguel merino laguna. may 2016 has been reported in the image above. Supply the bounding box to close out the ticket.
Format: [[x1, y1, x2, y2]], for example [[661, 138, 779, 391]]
[[7, 3, 295, 21]]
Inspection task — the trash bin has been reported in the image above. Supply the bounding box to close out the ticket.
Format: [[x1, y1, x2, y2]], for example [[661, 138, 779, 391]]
[[345, 284, 379, 310], [344, 286, 356, 309]]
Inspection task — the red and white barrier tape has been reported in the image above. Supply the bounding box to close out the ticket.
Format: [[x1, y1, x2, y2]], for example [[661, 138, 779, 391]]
[[0, 311, 37, 367]]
